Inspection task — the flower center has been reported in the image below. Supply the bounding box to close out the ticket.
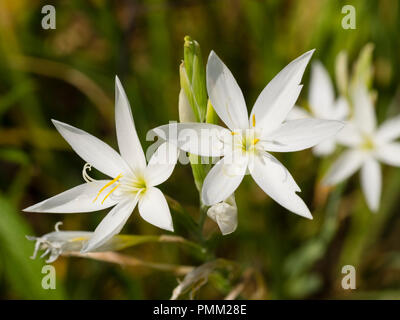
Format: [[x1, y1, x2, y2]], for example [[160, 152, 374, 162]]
[[360, 135, 375, 151], [231, 129, 260, 154], [82, 163, 147, 204]]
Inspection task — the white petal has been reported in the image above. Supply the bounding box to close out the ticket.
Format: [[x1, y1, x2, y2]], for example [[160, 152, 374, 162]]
[[206, 51, 249, 130], [201, 155, 248, 206], [250, 50, 314, 135], [376, 115, 400, 143], [138, 187, 173, 231], [23, 181, 118, 213], [308, 61, 335, 118], [360, 159, 381, 212], [352, 85, 376, 134], [332, 96, 350, 120], [81, 197, 138, 252], [376, 142, 400, 166], [145, 142, 178, 186], [115, 76, 146, 171], [313, 138, 336, 156], [323, 150, 365, 185], [248, 154, 312, 219], [207, 194, 238, 235], [336, 122, 363, 147], [152, 122, 230, 157], [261, 119, 344, 152], [286, 105, 311, 120], [52, 120, 129, 178]]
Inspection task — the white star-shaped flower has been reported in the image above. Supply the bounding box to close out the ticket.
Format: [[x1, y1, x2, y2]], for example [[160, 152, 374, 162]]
[[323, 85, 400, 212], [288, 61, 349, 155], [154, 50, 344, 219], [24, 77, 177, 252]]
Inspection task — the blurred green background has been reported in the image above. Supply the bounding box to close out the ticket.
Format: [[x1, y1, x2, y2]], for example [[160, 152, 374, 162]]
[[0, 0, 399, 299]]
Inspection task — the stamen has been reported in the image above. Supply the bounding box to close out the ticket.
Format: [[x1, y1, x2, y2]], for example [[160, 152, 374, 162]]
[[70, 237, 88, 242], [40, 248, 51, 259], [29, 237, 42, 260], [252, 114, 256, 127], [93, 174, 122, 203], [231, 131, 237, 135], [54, 221, 63, 232], [253, 138, 260, 145], [82, 163, 97, 183], [101, 183, 121, 204]]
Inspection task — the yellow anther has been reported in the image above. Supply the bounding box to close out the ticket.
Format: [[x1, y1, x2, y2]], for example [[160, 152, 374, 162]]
[[253, 138, 260, 145], [231, 131, 237, 135], [93, 174, 122, 203], [101, 183, 121, 204], [70, 237, 88, 242], [252, 114, 256, 127]]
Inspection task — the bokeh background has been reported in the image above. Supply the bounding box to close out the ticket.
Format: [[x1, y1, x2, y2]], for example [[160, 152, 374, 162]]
[[0, 0, 399, 299]]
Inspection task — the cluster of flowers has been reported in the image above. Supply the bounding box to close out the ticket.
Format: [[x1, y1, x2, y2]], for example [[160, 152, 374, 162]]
[[25, 47, 400, 262]]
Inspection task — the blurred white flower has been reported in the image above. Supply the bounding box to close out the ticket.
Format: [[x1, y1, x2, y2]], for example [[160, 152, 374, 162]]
[[27, 222, 95, 263], [26, 222, 142, 263], [207, 194, 237, 235], [323, 85, 400, 212], [288, 61, 349, 156], [155, 50, 344, 219], [24, 77, 178, 252]]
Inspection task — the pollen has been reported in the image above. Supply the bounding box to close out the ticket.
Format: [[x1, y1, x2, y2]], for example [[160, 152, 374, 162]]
[[252, 114, 256, 127]]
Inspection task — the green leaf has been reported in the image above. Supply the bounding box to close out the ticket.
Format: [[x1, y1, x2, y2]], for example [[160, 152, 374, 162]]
[[0, 195, 65, 299]]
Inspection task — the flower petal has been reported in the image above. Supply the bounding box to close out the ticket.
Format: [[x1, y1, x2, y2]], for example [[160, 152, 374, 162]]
[[322, 150, 365, 185], [206, 51, 249, 130], [207, 194, 238, 235], [152, 122, 230, 157], [313, 138, 336, 156], [250, 50, 314, 135], [308, 61, 335, 118], [145, 142, 178, 186], [248, 154, 312, 219], [352, 85, 376, 134], [138, 187, 173, 231], [261, 119, 344, 152], [81, 197, 138, 252], [23, 181, 118, 213], [336, 122, 362, 147], [376, 115, 400, 143], [286, 105, 310, 121], [333, 96, 350, 120], [115, 76, 146, 171], [360, 158, 381, 212], [52, 120, 129, 178], [376, 142, 400, 166], [201, 155, 248, 206]]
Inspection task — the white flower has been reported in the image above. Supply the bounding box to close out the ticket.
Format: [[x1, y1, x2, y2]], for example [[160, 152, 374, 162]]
[[27, 222, 95, 263], [288, 61, 349, 156], [26, 222, 137, 263], [207, 194, 237, 235], [154, 50, 344, 219], [24, 77, 178, 252], [323, 85, 400, 212]]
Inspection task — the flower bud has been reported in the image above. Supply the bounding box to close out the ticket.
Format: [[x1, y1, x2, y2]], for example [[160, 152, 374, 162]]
[[178, 88, 196, 123], [207, 194, 238, 235]]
